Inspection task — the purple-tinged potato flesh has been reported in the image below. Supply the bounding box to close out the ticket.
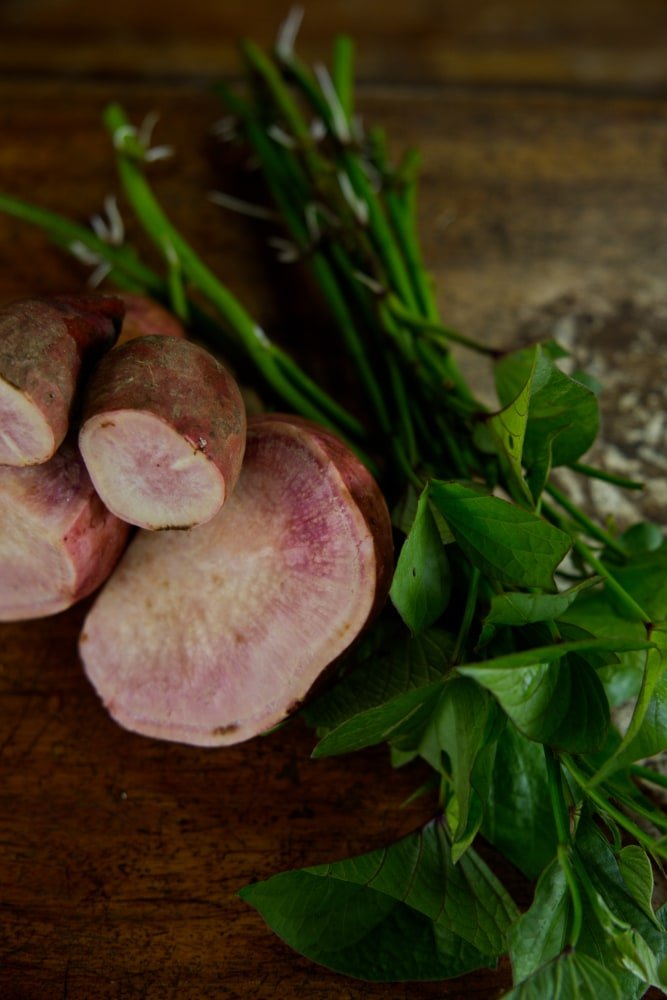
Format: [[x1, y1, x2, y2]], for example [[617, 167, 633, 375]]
[[0, 440, 130, 621], [0, 295, 124, 467], [79, 415, 393, 746], [79, 335, 246, 530]]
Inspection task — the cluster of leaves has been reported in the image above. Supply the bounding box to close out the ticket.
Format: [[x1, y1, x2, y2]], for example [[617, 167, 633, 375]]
[[1, 17, 667, 998], [215, 29, 667, 994]]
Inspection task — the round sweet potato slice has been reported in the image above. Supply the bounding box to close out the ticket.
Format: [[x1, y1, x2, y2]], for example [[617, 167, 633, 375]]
[[79, 415, 393, 746]]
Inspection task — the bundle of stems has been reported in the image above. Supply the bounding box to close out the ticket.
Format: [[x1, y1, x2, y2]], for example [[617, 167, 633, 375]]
[[216, 36, 655, 613], [219, 34, 486, 495]]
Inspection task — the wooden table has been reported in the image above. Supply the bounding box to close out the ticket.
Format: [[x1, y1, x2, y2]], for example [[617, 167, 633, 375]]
[[1, 3, 666, 998]]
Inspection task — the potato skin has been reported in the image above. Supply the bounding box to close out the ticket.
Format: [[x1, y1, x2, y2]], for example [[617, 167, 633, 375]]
[[115, 294, 187, 346], [45, 294, 125, 358], [0, 294, 124, 465]]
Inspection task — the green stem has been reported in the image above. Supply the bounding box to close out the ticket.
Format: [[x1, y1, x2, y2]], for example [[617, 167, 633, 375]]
[[380, 144, 439, 322], [392, 437, 424, 492], [322, 244, 393, 434], [103, 103, 366, 451], [564, 756, 667, 860], [164, 239, 189, 323], [0, 192, 163, 293], [387, 294, 500, 358], [565, 761, 667, 833], [458, 636, 653, 673], [571, 461, 644, 491], [0, 190, 251, 365], [573, 537, 651, 628], [331, 35, 355, 121], [386, 353, 417, 466], [545, 747, 572, 843], [569, 849, 623, 934], [630, 763, 667, 792], [255, 44, 475, 411], [600, 780, 667, 833], [221, 86, 383, 443], [545, 482, 627, 558], [242, 39, 322, 173], [557, 844, 584, 948], [544, 748, 584, 947], [542, 498, 651, 626], [452, 567, 481, 664], [342, 151, 419, 309]]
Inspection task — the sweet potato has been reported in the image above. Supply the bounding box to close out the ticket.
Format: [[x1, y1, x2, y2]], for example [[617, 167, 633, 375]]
[[79, 414, 393, 746], [115, 294, 187, 346], [78, 335, 246, 530], [0, 295, 124, 466], [0, 439, 130, 621]]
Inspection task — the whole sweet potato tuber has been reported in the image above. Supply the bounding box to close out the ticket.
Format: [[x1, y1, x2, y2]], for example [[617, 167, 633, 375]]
[[78, 335, 246, 530], [79, 414, 393, 746], [0, 439, 130, 620], [115, 294, 187, 346], [0, 295, 124, 466]]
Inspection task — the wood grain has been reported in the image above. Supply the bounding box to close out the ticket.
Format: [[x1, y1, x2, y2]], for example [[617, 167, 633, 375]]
[[1, 0, 667, 91], [0, 12, 666, 1000]]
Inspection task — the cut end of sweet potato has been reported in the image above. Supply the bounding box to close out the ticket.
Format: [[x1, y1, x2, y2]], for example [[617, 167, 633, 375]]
[[0, 440, 130, 620], [0, 376, 56, 466], [79, 415, 393, 746], [79, 409, 227, 530], [79, 335, 246, 530], [0, 294, 123, 467]]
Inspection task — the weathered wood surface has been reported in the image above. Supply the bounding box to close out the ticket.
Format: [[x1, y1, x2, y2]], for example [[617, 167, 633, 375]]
[[1, 0, 667, 91], [1, 6, 667, 1000]]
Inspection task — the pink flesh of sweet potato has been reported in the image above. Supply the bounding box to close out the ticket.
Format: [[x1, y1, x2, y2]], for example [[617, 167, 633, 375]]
[[0, 439, 130, 620], [78, 335, 246, 530], [79, 415, 393, 746], [0, 295, 124, 467]]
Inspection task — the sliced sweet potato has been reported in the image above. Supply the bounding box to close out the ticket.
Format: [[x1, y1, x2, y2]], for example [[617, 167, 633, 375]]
[[0, 295, 124, 467], [0, 439, 130, 621], [78, 335, 246, 530], [79, 414, 393, 746]]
